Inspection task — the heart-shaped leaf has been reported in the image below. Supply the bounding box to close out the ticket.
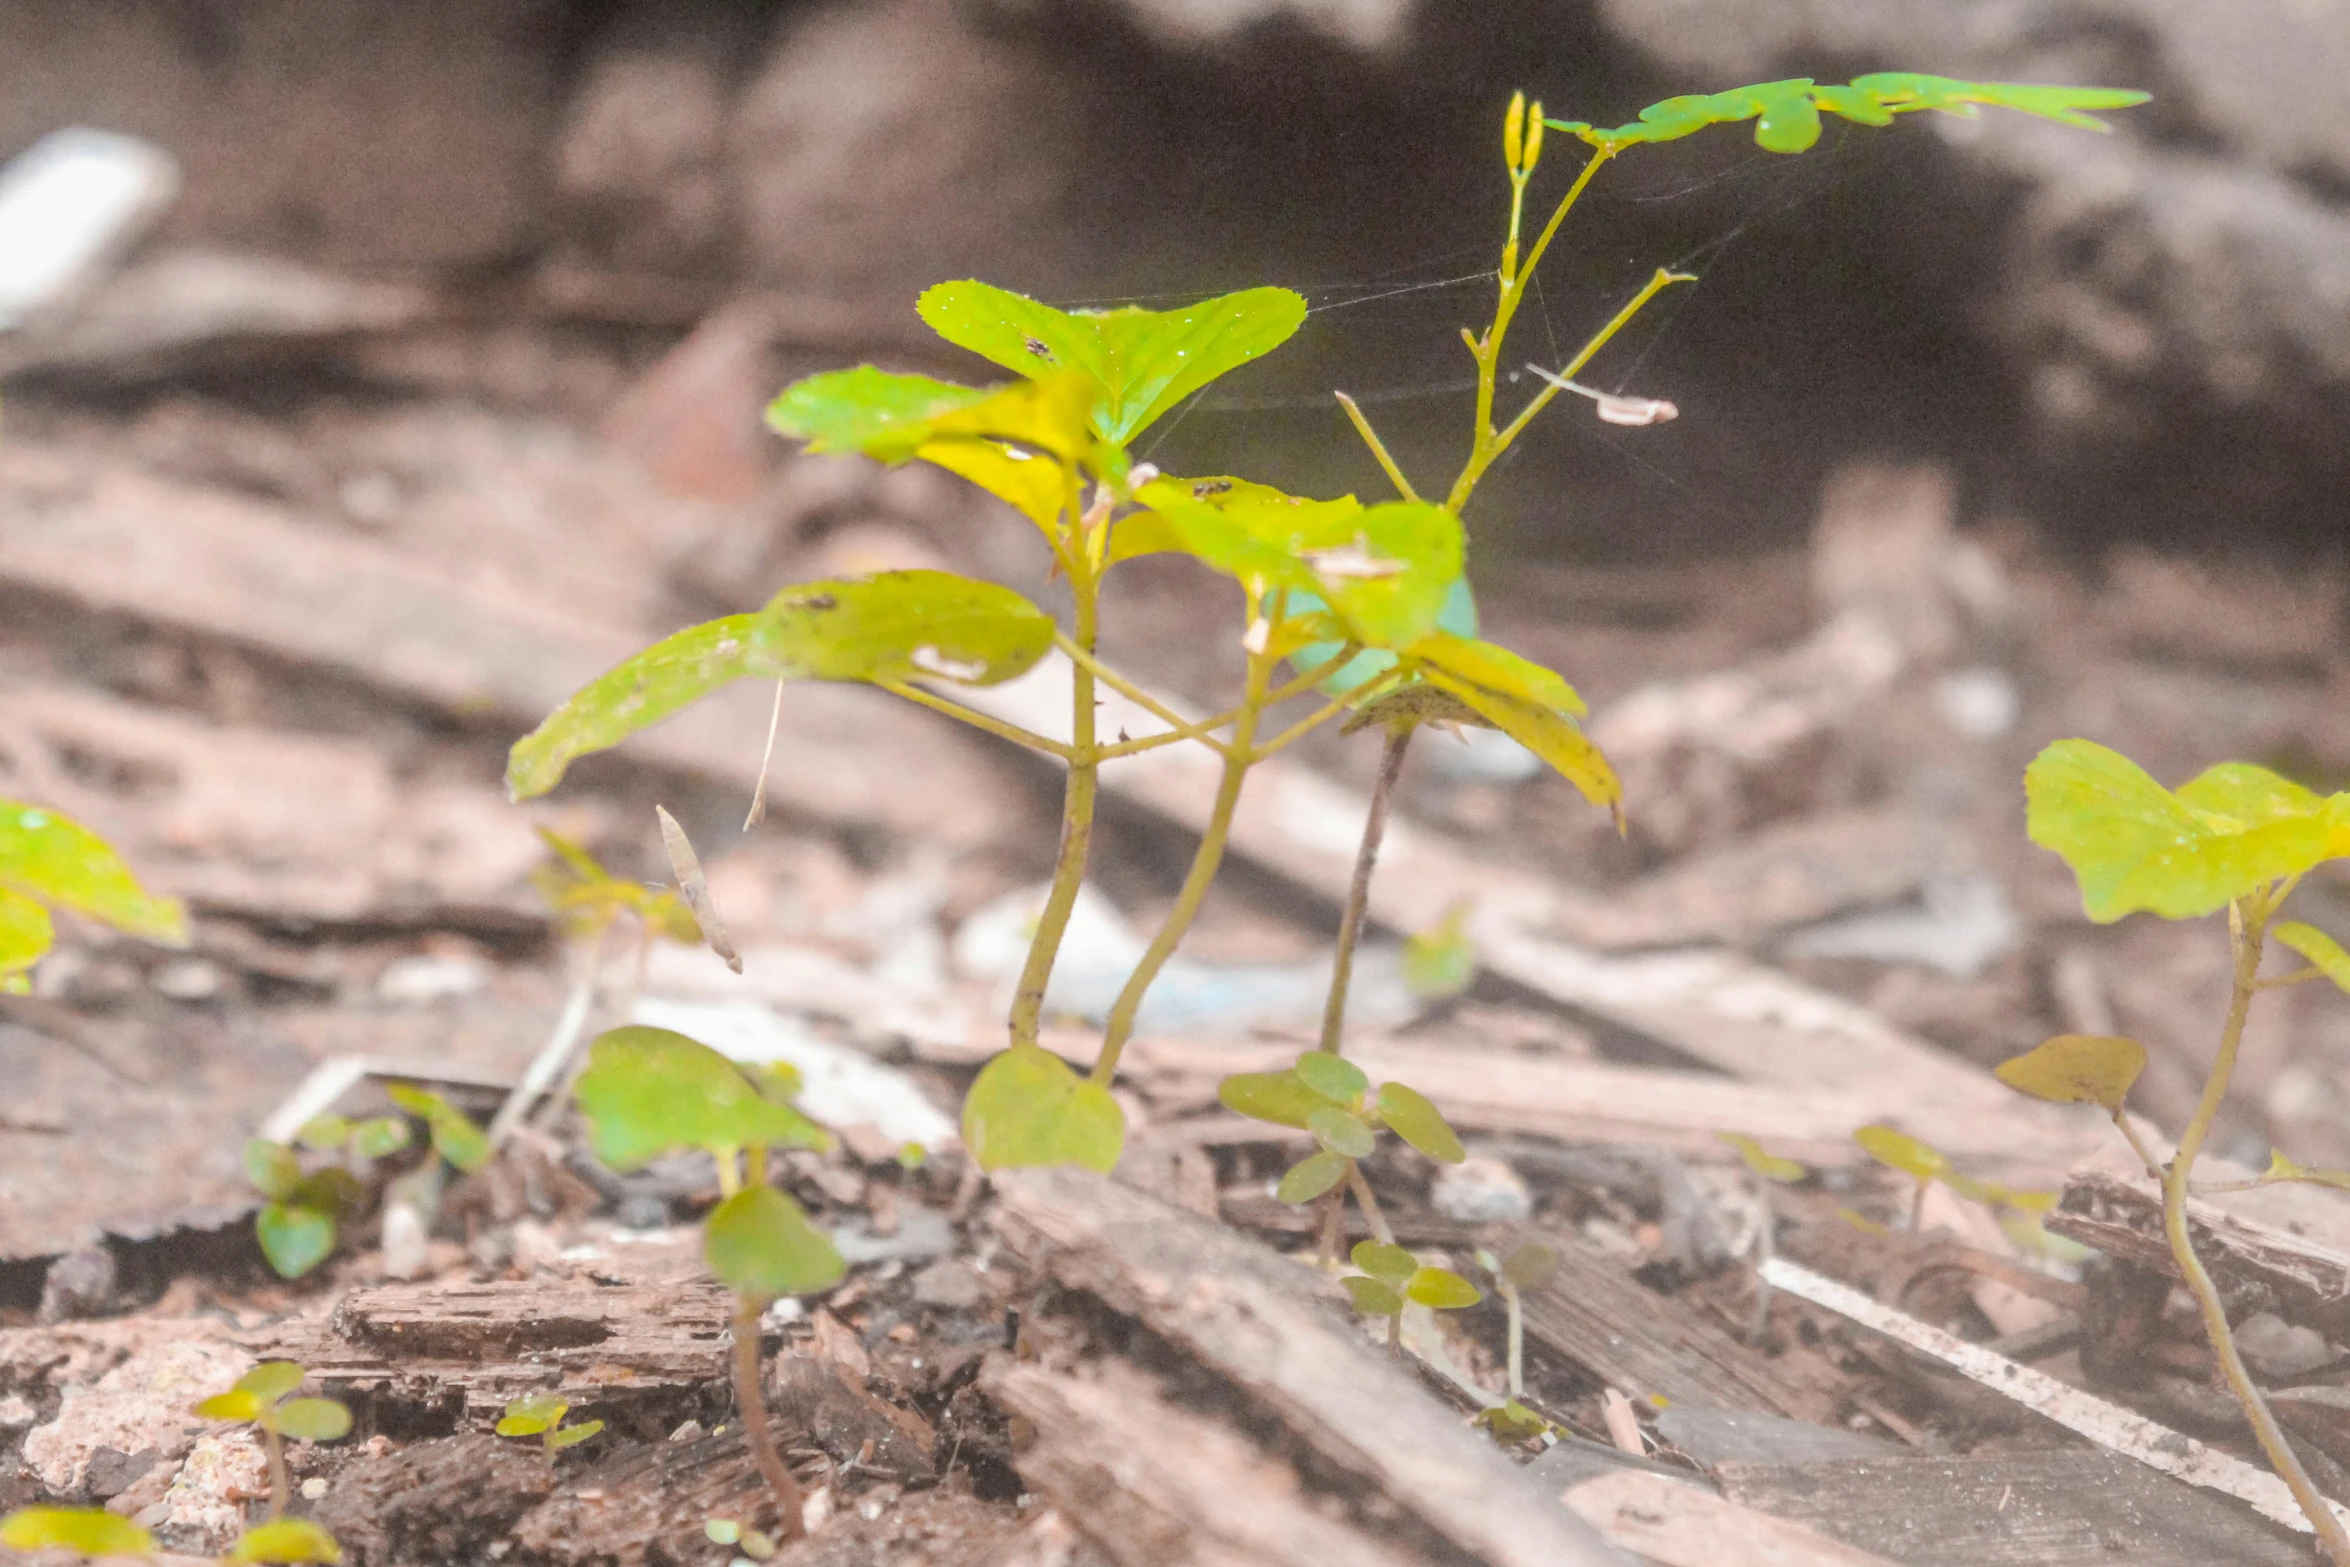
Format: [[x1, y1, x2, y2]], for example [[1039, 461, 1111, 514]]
[[917, 283, 1306, 444], [256, 1203, 337, 1280], [245, 1139, 301, 1202], [1, 1506, 155, 1557], [1374, 1081, 1465, 1164], [1718, 1132, 1808, 1185], [350, 1116, 412, 1160], [1218, 1069, 1329, 1129], [1404, 1266, 1483, 1309], [2276, 922, 2350, 996], [1293, 1051, 1368, 1105], [1275, 1150, 1349, 1204], [498, 1394, 568, 1437], [1342, 1275, 1403, 1316], [703, 1186, 845, 1301], [1307, 1105, 1376, 1159], [1350, 1241, 1417, 1284], [274, 1398, 352, 1443], [1994, 1034, 2148, 1112], [228, 1518, 344, 1564], [0, 798, 187, 943], [1854, 1125, 1950, 1183], [574, 1027, 832, 1172], [960, 1045, 1125, 1173]]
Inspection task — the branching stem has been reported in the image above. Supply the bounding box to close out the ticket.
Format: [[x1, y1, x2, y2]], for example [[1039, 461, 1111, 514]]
[[879, 680, 1072, 760], [1008, 510, 1102, 1051], [1319, 723, 1414, 1057], [1053, 633, 1228, 754], [1333, 392, 1420, 503]]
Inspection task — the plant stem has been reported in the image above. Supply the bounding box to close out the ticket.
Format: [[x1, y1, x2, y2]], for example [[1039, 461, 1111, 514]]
[[878, 680, 1073, 760], [1346, 1161, 1395, 1245], [1089, 638, 1273, 1085], [1503, 1282, 1525, 1398], [1319, 724, 1414, 1057], [1008, 558, 1101, 1052], [732, 1297, 806, 1538], [2165, 894, 2350, 1561], [1314, 1189, 1345, 1270], [261, 1421, 288, 1521], [1054, 633, 1227, 754], [1333, 393, 1420, 503], [1491, 266, 1692, 453]]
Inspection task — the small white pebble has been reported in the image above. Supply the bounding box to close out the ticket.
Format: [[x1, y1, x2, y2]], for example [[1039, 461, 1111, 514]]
[[860, 1499, 884, 1521], [800, 1486, 834, 1534], [299, 1478, 328, 1500]]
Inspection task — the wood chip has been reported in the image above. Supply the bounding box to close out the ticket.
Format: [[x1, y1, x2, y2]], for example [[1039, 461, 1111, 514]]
[[1560, 1468, 1899, 1566]]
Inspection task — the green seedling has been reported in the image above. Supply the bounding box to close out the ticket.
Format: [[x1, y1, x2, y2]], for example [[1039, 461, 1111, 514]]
[[1477, 1240, 1562, 1400], [194, 1362, 351, 1523], [1343, 1239, 1482, 1350], [1220, 1048, 1467, 1265], [0, 796, 186, 992], [0, 1505, 153, 1558], [499, 77, 2140, 1185], [705, 1518, 778, 1560], [225, 1519, 343, 1564], [384, 1083, 491, 1175], [1720, 1132, 1809, 1341], [572, 1025, 841, 1539], [496, 1393, 603, 1455], [243, 1083, 488, 1279], [2004, 739, 2350, 1558], [1853, 1124, 2054, 1232]]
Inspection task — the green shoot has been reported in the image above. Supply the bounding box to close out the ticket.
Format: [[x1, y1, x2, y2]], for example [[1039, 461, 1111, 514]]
[[0, 797, 186, 993], [225, 1519, 343, 1564], [2004, 739, 2350, 1560], [572, 1026, 842, 1538], [1344, 1239, 1483, 1351], [1720, 1132, 1808, 1341], [705, 1518, 780, 1561], [0, 1506, 154, 1558], [1477, 1240, 1562, 1399], [194, 1362, 351, 1522], [245, 1084, 488, 1280], [497, 1393, 604, 1455]]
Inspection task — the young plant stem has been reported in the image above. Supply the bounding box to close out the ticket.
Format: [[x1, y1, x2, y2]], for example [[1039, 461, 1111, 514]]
[[1008, 547, 1101, 1052], [1502, 1282, 1525, 1397], [1346, 1161, 1395, 1245], [731, 1298, 806, 1537], [1052, 634, 1228, 755], [261, 1420, 288, 1521], [2165, 893, 2350, 1561], [1332, 392, 1421, 503], [1318, 723, 1415, 1057], [878, 680, 1073, 760], [1314, 1189, 1345, 1271], [1088, 636, 1273, 1084]]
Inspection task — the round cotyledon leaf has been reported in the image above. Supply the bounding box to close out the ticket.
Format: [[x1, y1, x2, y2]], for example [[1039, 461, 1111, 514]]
[[960, 1045, 1125, 1173], [498, 1394, 568, 1437], [1854, 1125, 1951, 1183], [1292, 1051, 1368, 1104], [1350, 1241, 1417, 1284], [1307, 1105, 1376, 1160], [1994, 1034, 2148, 1112], [1342, 1276, 1403, 1316], [1275, 1150, 1349, 1204], [274, 1398, 351, 1443], [227, 1518, 343, 1564], [574, 1027, 831, 1172], [1404, 1267, 1483, 1310], [1718, 1132, 1808, 1185], [703, 1186, 845, 1301], [237, 1362, 308, 1405], [1, 1506, 155, 1557], [1375, 1081, 1465, 1165], [1497, 1241, 1563, 1291], [1217, 1069, 1329, 1130], [546, 1419, 604, 1450], [255, 1204, 337, 1281]]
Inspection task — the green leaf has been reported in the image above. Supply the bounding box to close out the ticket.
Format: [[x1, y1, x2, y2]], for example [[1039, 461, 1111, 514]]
[[1854, 1124, 1950, 1183], [237, 1363, 308, 1404], [386, 1085, 490, 1174], [1342, 1275, 1403, 1316], [1, 1506, 155, 1556], [1293, 1051, 1368, 1104], [917, 282, 1307, 445], [1497, 1241, 1562, 1290], [2175, 762, 2333, 828], [498, 1394, 568, 1437], [1275, 1149, 1349, 1204], [508, 573, 1056, 799], [546, 1418, 603, 1450], [1405, 631, 1586, 717], [195, 1390, 264, 1423], [574, 1027, 832, 1172], [227, 1518, 344, 1564], [1717, 1132, 1807, 1185], [1477, 1400, 1556, 1441], [255, 1204, 337, 1279], [1400, 905, 1476, 1002], [1404, 1266, 1483, 1309], [959, 1045, 1125, 1173], [294, 1116, 351, 1152], [0, 886, 53, 991], [274, 1398, 351, 1443], [245, 1138, 302, 1201], [1417, 670, 1620, 811], [2276, 922, 2350, 996], [0, 798, 186, 943], [1217, 1069, 1331, 1130], [1350, 1240, 1417, 1284], [764, 367, 987, 460], [703, 1186, 845, 1301], [1307, 1105, 1376, 1159], [2025, 740, 2338, 921], [1547, 73, 2149, 156], [350, 1116, 412, 1160], [1295, 576, 1478, 697], [2266, 1150, 2350, 1192], [1374, 1081, 1465, 1164], [1994, 1034, 2147, 1112]]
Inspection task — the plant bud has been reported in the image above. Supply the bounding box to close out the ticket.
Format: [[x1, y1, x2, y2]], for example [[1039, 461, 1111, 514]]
[[1503, 91, 1527, 173], [1523, 103, 1544, 173]]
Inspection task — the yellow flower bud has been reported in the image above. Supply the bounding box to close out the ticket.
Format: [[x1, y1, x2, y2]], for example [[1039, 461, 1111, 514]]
[[1503, 90, 1527, 173], [1523, 102, 1544, 173]]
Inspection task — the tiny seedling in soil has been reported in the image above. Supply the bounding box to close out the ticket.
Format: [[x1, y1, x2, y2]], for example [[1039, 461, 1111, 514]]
[[572, 1026, 842, 1538], [1720, 1131, 1810, 1340], [0, 795, 186, 992], [705, 1517, 780, 1561], [243, 1082, 489, 1279], [497, 1393, 604, 1455], [0, 1505, 155, 1558], [1852, 1124, 2055, 1233], [194, 1362, 352, 1524], [1343, 1238, 1483, 1351], [1999, 739, 2350, 1559], [1476, 1239, 1563, 1402]]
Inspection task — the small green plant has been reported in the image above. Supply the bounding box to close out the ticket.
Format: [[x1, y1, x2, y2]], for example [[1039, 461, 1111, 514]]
[[499, 73, 2143, 1182], [0, 797, 186, 992], [194, 1362, 351, 1524], [704, 1517, 779, 1560], [243, 1083, 488, 1279], [1342, 1239, 1482, 1350], [224, 1519, 344, 1564], [1477, 1239, 1562, 1403], [0, 1505, 154, 1558], [497, 1393, 603, 1455], [1852, 1124, 2055, 1232], [571, 1026, 842, 1538], [2004, 739, 2350, 1558]]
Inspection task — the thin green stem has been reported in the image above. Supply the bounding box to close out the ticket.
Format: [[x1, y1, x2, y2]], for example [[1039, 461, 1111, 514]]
[[1089, 636, 1275, 1084], [1492, 266, 1693, 454], [733, 1297, 806, 1537], [2256, 967, 2327, 990], [1249, 695, 1356, 762], [878, 679, 1073, 760], [1319, 724, 1414, 1057], [2114, 1112, 2166, 1183], [1094, 728, 1218, 763], [1503, 1282, 1525, 1398], [1053, 632, 1223, 751], [1346, 1161, 1394, 1245], [1333, 393, 1420, 503], [2163, 893, 2350, 1562], [1260, 646, 1364, 710]]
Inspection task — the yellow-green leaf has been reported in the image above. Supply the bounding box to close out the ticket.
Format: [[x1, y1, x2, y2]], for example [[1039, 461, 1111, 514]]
[[1275, 1149, 1348, 1204], [546, 1418, 603, 1450], [2024, 740, 2335, 922], [1854, 1124, 1949, 1182], [245, 1138, 302, 1202], [1477, 1400, 1555, 1441], [1497, 1241, 1562, 1290], [1217, 1069, 1330, 1129], [274, 1397, 351, 1442], [498, 1394, 567, 1437], [350, 1116, 412, 1160], [764, 367, 987, 460], [1307, 1105, 1376, 1159], [1293, 1051, 1368, 1104], [1342, 1275, 1403, 1316], [1375, 1081, 1465, 1164], [0, 798, 186, 943], [195, 1390, 264, 1423], [1419, 671, 1620, 810], [0, 885, 53, 991], [1351, 1240, 1417, 1284], [255, 1204, 337, 1279], [228, 1518, 343, 1564], [1718, 1132, 1807, 1185], [703, 1186, 845, 1301], [574, 1027, 831, 1172], [386, 1084, 491, 1174], [1, 1506, 155, 1556], [1404, 1266, 1482, 1309], [960, 1045, 1125, 1173], [1549, 74, 2148, 156], [916, 283, 1307, 445], [2276, 922, 2350, 996], [1405, 631, 1586, 717], [1993, 1034, 2147, 1112], [1400, 903, 1476, 1002], [236, 1362, 308, 1404]]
